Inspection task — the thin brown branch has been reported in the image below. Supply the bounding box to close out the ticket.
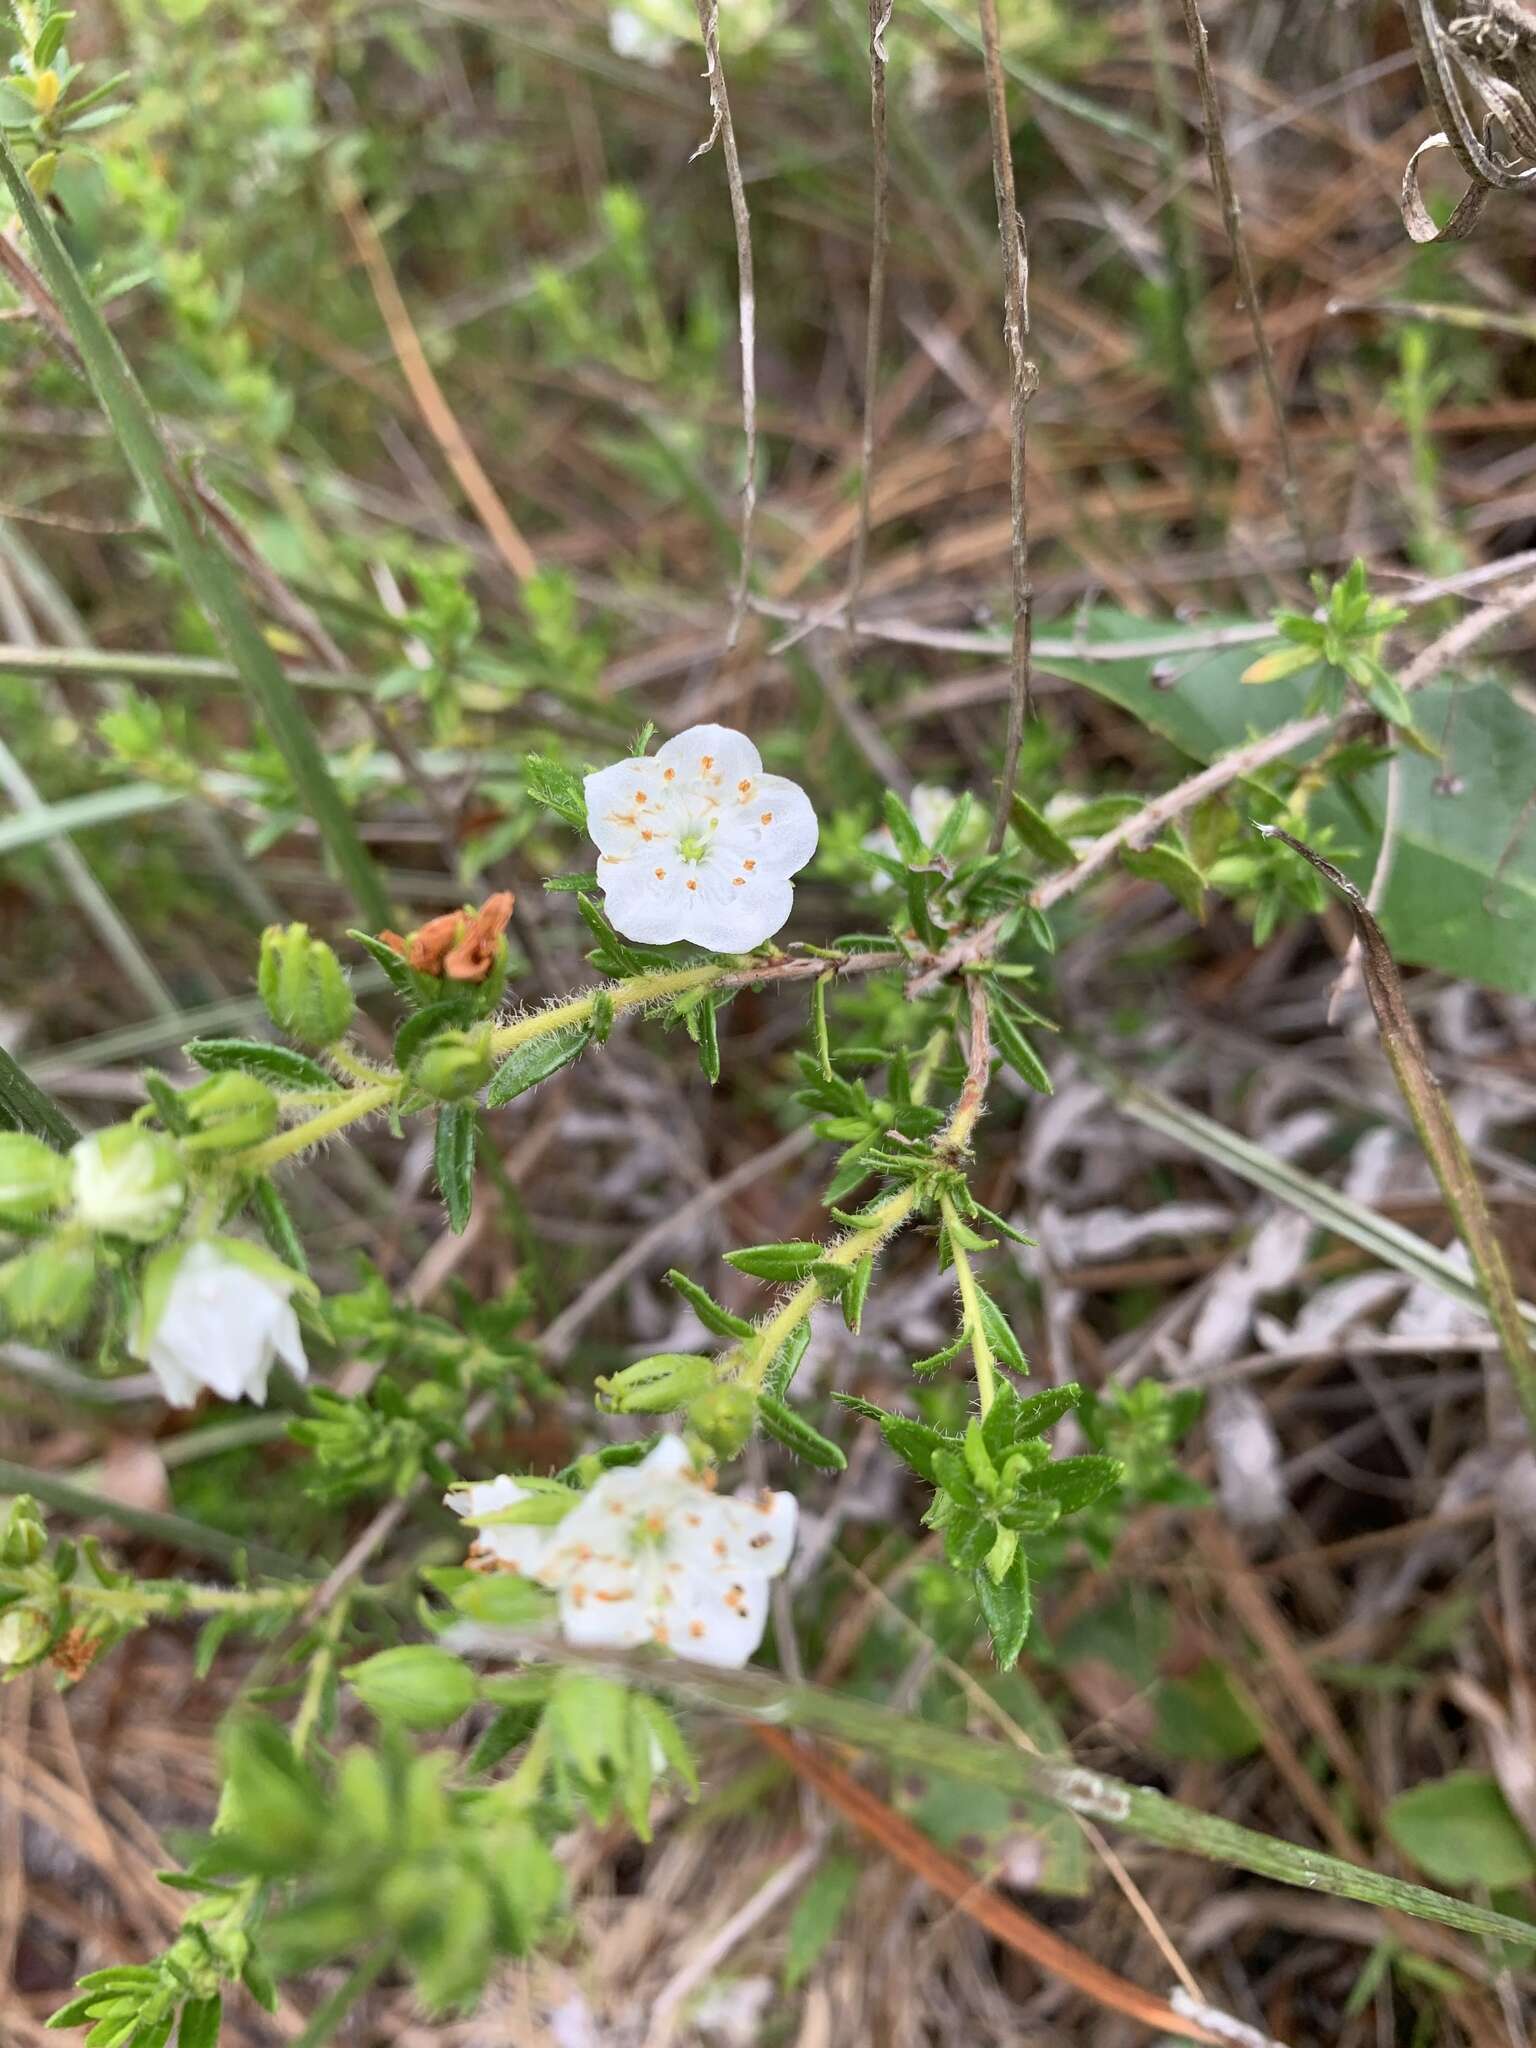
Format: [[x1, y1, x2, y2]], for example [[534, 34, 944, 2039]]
[[976, 0, 1036, 852], [845, 0, 893, 640], [1173, 0, 1309, 560], [691, 0, 757, 645]]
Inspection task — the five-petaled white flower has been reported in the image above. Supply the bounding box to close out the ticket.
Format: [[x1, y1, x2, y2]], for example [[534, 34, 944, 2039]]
[[130, 1237, 311, 1408], [447, 1435, 797, 1668], [584, 724, 818, 954]]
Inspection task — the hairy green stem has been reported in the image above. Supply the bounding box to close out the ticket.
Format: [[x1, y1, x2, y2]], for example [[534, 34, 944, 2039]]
[[741, 1184, 918, 1390], [940, 1192, 996, 1415]]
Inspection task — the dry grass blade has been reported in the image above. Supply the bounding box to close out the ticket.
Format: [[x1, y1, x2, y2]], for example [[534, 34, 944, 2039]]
[[1173, 0, 1308, 560], [751, 1726, 1230, 2045], [844, 0, 893, 641], [975, 0, 1036, 850], [1261, 823, 1536, 1445], [691, 0, 757, 645], [334, 176, 538, 587]]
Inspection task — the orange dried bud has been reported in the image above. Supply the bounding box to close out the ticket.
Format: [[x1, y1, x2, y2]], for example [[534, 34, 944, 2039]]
[[50, 1626, 101, 1683], [380, 894, 515, 982], [406, 910, 465, 976], [444, 892, 515, 982]]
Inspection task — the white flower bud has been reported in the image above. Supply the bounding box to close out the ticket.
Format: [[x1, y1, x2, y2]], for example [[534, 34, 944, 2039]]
[[70, 1125, 186, 1242], [131, 1237, 311, 1408]]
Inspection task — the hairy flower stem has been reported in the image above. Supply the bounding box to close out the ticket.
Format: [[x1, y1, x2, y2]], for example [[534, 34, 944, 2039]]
[[741, 1185, 919, 1391], [1, 1567, 306, 1621], [738, 1007, 994, 1391], [940, 1192, 996, 1416]]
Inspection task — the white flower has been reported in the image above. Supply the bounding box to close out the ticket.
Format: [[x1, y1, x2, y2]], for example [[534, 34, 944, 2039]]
[[130, 1237, 310, 1408], [70, 1125, 185, 1242], [584, 724, 818, 953], [448, 1435, 797, 1668]]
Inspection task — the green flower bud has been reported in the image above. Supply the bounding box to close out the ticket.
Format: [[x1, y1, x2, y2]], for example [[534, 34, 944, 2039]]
[[181, 1072, 279, 1153], [258, 923, 355, 1047], [410, 1028, 493, 1102], [70, 1125, 185, 1241], [0, 1133, 71, 1226], [685, 1382, 757, 1459], [0, 1494, 45, 1566], [0, 1237, 95, 1332], [345, 1645, 480, 1730], [596, 1352, 716, 1415], [0, 1605, 49, 1669]]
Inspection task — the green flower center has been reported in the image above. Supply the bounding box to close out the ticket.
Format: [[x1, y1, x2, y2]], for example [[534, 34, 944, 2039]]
[[677, 827, 711, 865]]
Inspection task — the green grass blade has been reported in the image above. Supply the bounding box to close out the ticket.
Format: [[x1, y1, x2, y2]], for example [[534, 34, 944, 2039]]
[[448, 1634, 1536, 1947], [0, 134, 391, 929], [1086, 1055, 1536, 1335], [0, 782, 183, 859]]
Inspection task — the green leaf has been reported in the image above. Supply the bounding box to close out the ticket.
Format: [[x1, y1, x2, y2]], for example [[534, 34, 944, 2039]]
[[758, 1394, 846, 1469], [1385, 1772, 1536, 1890], [0, 136, 390, 927], [185, 1038, 339, 1093], [665, 1268, 753, 1338], [782, 1853, 860, 1989], [974, 1552, 1031, 1670], [524, 752, 587, 828], [0, 1042, 78, 1148], [692, 994, 721, 1084], [974, 1287, 1028, 1373], [249, 1177, 308, 1275], [1008, 791, 1076, 867], [842, 1251, 873, 1333], [1121, 841, 1207, 922], [348, 928, 420, 1002], [880, 790, 925, 863], [434, 1104, 477, 1233], [1153, 1660, 1263, 1762], [394, 999, 473, 1071], [724, 1241, 825, 1282], [0, 780, 181, 860], [485, 1027, 589, 1107], [1026, 1453, 1123, 1514], [760, 1321, 812, 1401], [989, 1002, 1053, 1094], [176, 1994, 221, 2048]]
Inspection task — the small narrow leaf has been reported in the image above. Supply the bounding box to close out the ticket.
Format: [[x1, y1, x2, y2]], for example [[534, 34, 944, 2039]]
[[434, 1104, 477, 1234], [486, 1026, 589, 1107], [177, 1995, 221, 2048], [1009, 791, 1075, 867], [724, 1241, 825, 1282], [758, 1394, 847, 1469], [989, 1002, 1053, 1095], [185, 1038, 339, 1092], [665, 1268, 753, 1338]]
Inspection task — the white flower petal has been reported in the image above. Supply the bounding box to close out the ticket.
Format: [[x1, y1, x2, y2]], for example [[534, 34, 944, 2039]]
[[134, 1241, 305, 1408], [680, 866, 794, 954], [446, 1476, 557, 1573], [597, 858, 697, 944], [654, 724, 761, 787], [711, 1488, 799, 1577], [558, 1554, 656, 1649], [639, 1435, 696, 1480], [668, 1570, 771, 1667], [584, 760, 671, 860]]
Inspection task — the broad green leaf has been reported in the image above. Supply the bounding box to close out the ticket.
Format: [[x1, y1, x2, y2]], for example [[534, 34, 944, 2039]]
[[782, 1853, 860, 1989], [177, 1994, 221, 2048], [1121, 841, 1206, 922], [1385, 1772, 1536, 1890], [1153, 1660, 1263, 1762]]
